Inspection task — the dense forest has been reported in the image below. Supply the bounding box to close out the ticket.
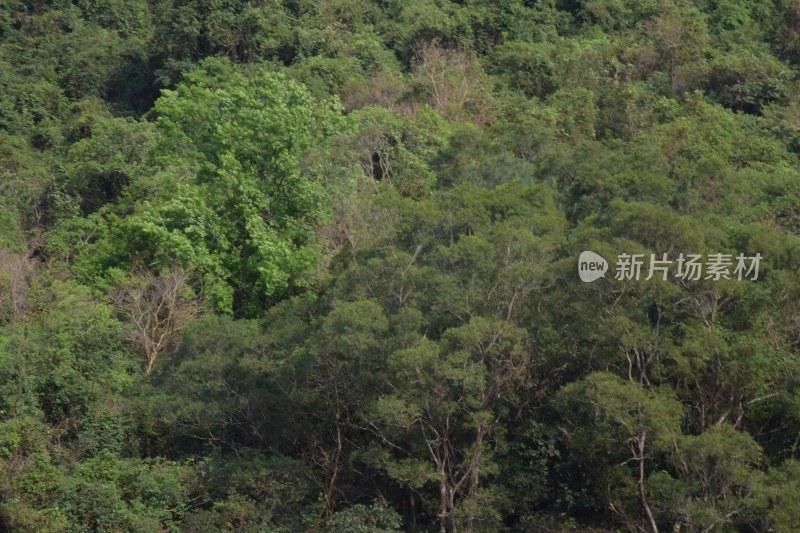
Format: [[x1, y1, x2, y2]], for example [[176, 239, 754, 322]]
[[2, 0, 800, 531]]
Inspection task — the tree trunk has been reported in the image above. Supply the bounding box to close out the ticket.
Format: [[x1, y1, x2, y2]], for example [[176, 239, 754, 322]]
[[410, 491, 417, 533], [465, 425, 485, 531], [638, 427, 659, 533], [439, 480, 448, 533]]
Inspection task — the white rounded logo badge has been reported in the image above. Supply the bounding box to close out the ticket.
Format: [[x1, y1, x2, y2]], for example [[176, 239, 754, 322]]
[[578, 251, 608, 282]]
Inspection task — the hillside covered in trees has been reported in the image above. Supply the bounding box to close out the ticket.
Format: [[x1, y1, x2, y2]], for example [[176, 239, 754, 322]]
[[3, 0, 800, 531]]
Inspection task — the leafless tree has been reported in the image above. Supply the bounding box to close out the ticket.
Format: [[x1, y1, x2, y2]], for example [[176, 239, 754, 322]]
[[0, 248, 34, 325], [412, 43, 493, 124], [110, 269, 198, 375]]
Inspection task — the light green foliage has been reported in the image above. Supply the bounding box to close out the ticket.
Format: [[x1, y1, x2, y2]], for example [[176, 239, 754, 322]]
[[55, 58, 348, 315], [0, 281, 134, 424], [326, 502, 402, 533], [61, 453, 190, 532], [148, 58, 345, 314]]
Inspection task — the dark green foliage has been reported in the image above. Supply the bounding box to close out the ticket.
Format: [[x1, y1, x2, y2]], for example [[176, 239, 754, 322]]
[[2, 0, 800, 531]]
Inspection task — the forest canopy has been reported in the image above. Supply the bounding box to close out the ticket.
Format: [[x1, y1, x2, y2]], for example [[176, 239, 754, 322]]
[[2, 0, 800, 531]]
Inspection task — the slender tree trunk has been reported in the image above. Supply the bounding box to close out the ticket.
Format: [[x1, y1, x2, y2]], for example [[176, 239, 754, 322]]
[[439, 480, 448, 533], [638, 427, 659, 533], [465, 425, 485, 531], [145, 352, 158, 375], [410, 491, 417, 533], [324, 416, 344, 516]]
